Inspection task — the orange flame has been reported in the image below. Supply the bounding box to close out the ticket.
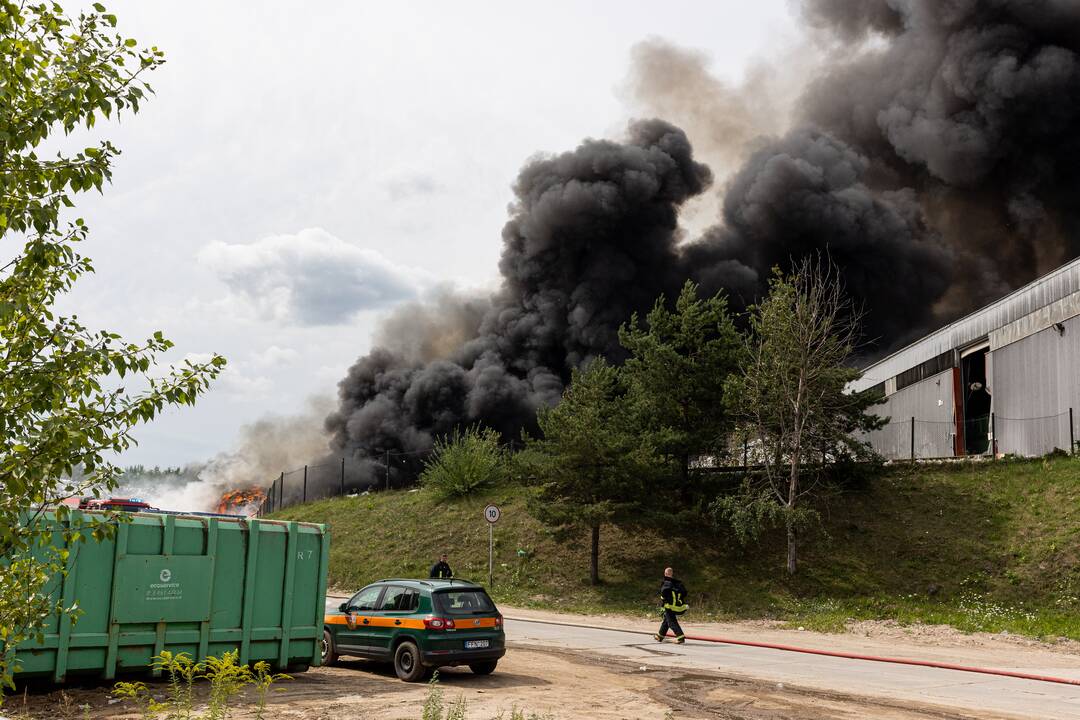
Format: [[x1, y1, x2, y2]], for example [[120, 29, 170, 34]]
[[216, 487, 266, 515]]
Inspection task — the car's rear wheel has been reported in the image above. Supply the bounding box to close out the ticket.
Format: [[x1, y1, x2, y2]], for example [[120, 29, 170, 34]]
[[393, 640, 427, 682], [321, 629, 338, 667], [469, 661, 498, 675]]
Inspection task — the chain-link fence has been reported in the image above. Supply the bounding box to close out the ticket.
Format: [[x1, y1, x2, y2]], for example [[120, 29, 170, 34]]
[[862, 408, 1078, 461]]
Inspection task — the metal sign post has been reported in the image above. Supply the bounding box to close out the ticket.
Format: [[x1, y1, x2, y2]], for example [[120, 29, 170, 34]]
[[484, 504, 500, 589]]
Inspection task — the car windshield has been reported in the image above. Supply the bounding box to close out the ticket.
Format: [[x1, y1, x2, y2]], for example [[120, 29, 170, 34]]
[[434, 589, 496, 615]]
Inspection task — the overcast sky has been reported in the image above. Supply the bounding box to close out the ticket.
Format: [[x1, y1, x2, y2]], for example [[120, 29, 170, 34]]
[[64, 1, 798, 467]]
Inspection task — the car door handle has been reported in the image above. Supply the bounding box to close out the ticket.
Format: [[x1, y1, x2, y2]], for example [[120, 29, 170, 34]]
[[395, 619, 402, 625]]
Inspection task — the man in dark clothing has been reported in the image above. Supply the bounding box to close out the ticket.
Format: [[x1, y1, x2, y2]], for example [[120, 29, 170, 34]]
[[429, 553, 453, 579], [654, 566, 688, 643]]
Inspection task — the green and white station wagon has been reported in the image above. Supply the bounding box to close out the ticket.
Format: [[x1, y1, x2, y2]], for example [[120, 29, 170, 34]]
[[323, 578, 506, 681]]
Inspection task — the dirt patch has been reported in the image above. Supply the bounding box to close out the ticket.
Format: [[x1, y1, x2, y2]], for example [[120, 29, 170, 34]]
[[5, 645, 1016, 720], [666, 672, 1006, 720], [518, 644, 1007, 720], [4, 650, 667, 720]]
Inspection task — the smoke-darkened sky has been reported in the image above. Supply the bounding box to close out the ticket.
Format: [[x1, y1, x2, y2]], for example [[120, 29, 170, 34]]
[[59, 1, 796, 467]]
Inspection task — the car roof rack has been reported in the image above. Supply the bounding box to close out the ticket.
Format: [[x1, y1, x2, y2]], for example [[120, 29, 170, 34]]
[[376, 578, 433, 586], [371, 577, 481, 588]]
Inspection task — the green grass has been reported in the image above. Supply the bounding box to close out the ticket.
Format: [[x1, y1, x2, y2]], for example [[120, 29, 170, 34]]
[[275, 455, 1080, 641]]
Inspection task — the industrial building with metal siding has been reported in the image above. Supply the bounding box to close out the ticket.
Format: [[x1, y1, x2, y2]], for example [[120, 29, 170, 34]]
[[852, 257, 1080, 460]]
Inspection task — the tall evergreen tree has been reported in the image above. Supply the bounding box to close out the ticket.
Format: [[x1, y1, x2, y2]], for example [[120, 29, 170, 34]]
[[525, 359, 652, 585], [619, 280, 741, 497]]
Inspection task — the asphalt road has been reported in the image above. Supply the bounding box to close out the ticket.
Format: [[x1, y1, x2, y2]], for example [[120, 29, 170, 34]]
[[504, 616, 1080, 720], [325, 595, 1080, 718]]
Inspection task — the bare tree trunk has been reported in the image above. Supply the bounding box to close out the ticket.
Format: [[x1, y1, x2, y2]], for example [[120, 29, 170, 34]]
[[787, 454, 799, 576], [590, 523, 600, 585], [787, 373, 805, 576]]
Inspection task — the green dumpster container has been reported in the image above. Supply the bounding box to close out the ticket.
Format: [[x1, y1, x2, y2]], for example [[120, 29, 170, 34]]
[[13, 511, 330, 682]]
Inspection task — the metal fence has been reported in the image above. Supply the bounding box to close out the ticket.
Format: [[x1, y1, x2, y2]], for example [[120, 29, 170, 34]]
[[256, 408, 1079, 515], [862, 408, 1078, 462], [255, 449, 431, 517]]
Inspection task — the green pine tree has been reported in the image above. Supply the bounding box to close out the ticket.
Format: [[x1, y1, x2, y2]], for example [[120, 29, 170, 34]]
[[524, 359, 655, 585], [619, 280, 742, 500]]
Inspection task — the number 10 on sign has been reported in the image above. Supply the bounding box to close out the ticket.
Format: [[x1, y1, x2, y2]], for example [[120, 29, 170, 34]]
[[484, 505, 500, 589]]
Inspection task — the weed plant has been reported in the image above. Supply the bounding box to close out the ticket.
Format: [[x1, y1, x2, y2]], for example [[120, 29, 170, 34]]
[[111, 651, 290, 720]]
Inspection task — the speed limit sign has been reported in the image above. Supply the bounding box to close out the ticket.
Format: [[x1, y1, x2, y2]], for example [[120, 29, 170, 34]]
[[483, 504, 501, 524]]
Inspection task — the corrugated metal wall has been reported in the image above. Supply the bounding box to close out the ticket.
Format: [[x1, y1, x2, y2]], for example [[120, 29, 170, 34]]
[[863, 369, 956, 459], [990, 314, 1080, 456], [860, 318, 1080, 459], [853, 256, 1080, 393]]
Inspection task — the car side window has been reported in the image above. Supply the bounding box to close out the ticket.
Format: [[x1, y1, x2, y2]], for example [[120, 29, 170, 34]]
[[378, 585, 408, 612], [349, 586, 383, 612], [403, 589, 419, 612]]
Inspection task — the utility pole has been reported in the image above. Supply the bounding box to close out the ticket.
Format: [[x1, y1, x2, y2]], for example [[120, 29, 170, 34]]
[[385, 449, 390, 491], [340, 457, 345, 496], [302, 464, 308, 503]]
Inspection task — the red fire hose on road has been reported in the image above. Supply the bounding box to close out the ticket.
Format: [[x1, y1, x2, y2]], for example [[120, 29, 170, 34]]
[[507, 616, 1080, 688]]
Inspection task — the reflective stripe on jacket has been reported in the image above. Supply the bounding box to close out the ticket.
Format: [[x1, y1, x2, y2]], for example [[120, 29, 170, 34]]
[[660, 578, 688, 614]]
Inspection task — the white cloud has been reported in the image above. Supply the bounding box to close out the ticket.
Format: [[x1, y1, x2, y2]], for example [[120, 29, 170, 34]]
[[218, 371, 273, 401], [198, 228, 431, 326], [251, 344, 300, 368]]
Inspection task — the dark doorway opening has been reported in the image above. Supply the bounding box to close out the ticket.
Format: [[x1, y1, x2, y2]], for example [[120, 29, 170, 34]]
[[962, 346, 991, 455]]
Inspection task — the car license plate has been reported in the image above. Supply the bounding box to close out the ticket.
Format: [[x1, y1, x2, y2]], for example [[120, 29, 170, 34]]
[[465, 639, 489, 649]]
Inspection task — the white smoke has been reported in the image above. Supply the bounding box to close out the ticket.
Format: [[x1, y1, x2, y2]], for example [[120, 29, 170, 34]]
[[115, 467, 219, 514], [117, 396, 334, 512]]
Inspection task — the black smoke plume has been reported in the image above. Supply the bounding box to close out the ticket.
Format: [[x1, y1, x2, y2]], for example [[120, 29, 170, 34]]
[[326, 120, 711, 476], [681, 0, 1080, 342], [327, 0, 1080, 480]]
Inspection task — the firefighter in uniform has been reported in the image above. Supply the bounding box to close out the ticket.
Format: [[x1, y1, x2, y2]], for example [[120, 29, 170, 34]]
[[429, 552, 454, 579], [654, 566, 688, 643]]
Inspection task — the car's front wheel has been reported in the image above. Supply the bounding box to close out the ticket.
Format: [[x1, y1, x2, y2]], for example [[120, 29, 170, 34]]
[[469, 661, 498, 675], [393, 640, 428, 682], [322, 629, 339, 667]]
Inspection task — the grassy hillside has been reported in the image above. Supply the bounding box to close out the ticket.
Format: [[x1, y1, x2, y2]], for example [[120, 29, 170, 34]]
[[274, 456, 1080, 640]]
